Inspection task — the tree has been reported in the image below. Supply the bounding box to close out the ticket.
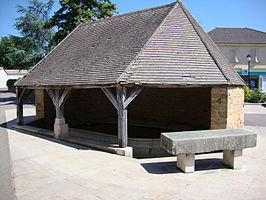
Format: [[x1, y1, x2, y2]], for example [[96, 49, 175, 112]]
[[46, 0, 117, 47], [0, 37, 14, 69], [0, 35, 42, 70], [15, 0, 55, 55], [0, 0, 55, 69]]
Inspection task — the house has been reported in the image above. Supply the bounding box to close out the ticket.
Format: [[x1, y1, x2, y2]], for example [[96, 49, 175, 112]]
[[208, 28, 266, 92], [0, 67, 28, 88], [15, 1, 245, 157]]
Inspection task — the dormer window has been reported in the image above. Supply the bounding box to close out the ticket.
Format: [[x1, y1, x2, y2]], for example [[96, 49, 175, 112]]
[[249, 48, 260, 63], [230, 48, 239, 63], [254, 49, 259, 63]]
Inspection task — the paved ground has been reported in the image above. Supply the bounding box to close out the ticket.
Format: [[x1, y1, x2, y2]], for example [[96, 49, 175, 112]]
[[1, 89, 266, 200], [244, 103, 266, 127], [0, 89, 16, 200], [0, 88, 35, 200]]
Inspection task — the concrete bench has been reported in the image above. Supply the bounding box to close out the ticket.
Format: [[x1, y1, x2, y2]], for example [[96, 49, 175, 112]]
[[160, 128, 257, 173]]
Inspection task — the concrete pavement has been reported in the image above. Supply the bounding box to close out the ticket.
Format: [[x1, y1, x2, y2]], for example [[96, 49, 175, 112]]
[[0, 88, 35, 200], [1, 88, 266, 200], [244, 103, 266, 127], [0, 88, 17, 200]]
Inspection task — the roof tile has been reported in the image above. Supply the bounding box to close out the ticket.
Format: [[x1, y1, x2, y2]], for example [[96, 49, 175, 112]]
[[208, 28, 266, 44], [16, 1, 244, 87]]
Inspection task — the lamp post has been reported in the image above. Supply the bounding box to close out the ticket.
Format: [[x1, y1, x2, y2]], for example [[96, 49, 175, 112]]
[[246, 54, 252, 87]]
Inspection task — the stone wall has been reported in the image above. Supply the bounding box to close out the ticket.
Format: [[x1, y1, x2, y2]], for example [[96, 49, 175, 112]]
[[129, 88, 211, 130], [35, 89, 45, 118], [227, 87, 244, 128], [210, 86, 244, 129]]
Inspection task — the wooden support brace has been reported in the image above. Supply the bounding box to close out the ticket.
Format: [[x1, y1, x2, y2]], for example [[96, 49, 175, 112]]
[[46, 88, 71, 138], [101, 88, 118, 110], [17, 88, 26, 105], [46, 89, 57, 105], [46, 88, 71, 124], [46, 89, 57, 107], [59, 88, 71, 108], [123, 87, 142, 109], [101, 86, 143, 148], [16, 88, 31, 125]]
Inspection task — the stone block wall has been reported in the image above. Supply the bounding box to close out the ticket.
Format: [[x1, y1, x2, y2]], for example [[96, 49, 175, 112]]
[[129, 87, 211, 129], [210, 86, 244, 129], [227, 87, 244, 128], [35, 89, 45, 118]]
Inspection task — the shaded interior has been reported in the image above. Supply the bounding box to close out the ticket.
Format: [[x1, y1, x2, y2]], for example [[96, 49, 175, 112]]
[[29, 87, 211, 139]]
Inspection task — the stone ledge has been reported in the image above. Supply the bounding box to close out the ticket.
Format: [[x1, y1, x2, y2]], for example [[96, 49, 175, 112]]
[[161, 128, 257, 155], [13, 125, 54, 137]]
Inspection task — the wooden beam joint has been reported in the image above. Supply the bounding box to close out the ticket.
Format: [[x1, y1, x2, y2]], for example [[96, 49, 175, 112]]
[[101, 87, 142, 110], [46, 88, 71, 123], [101, 86, 143, 148]]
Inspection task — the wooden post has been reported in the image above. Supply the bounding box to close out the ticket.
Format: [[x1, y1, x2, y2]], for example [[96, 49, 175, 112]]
[[46, 88, 71, 138], [16, 88, 30, 125], [117, 86, 127, 148], [54, 89, 65, 124], [102, 86, 142, 148], [16, 88, 24, 125]]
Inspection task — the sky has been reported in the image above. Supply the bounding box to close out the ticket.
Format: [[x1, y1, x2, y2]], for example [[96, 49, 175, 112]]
[[0, 0, 266, 38]]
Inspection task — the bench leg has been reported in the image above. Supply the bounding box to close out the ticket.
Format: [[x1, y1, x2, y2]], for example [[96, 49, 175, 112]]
[[177, 153, 195, 173], [223, 149, 242, 170]]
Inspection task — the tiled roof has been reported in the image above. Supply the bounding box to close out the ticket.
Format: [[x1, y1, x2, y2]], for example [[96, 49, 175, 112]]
[[208, 28, 266, 44], [16, 1, 244, 88]]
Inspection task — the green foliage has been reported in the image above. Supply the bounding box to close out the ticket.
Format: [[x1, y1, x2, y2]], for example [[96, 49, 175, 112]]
[[0, 0, 54, 70], [0, 37, 14, 69], [6, 79, 18, 92], [244, 86, 266, 103], [0, 36, 43, 69], [244, 86, 252, 102], [15, 0, 55, 54], [46, 0, 117, 47]]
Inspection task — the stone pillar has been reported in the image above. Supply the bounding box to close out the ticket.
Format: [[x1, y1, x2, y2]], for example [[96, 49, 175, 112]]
[[227, 87, 244, 128], [210, 87, 244, 129], [177, 153, 195, 173], [223, 149, 242, 169], [54, 120, 68, 138]]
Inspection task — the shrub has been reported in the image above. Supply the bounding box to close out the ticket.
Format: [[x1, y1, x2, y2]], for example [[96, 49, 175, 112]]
[[6, 79, 18, 92], [244, 86, 252, 102], [244, 86, 266, 103]]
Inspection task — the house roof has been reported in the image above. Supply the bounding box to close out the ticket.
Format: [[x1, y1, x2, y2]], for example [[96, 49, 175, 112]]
[[16, 1, 245, 88], [0, 67, 28, 75], [208, 28, 266, 44], [5, 69, 28, 75]]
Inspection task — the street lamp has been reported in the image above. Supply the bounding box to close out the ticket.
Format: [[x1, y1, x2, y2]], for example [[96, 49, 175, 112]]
[[246, 54, 252, 87]]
